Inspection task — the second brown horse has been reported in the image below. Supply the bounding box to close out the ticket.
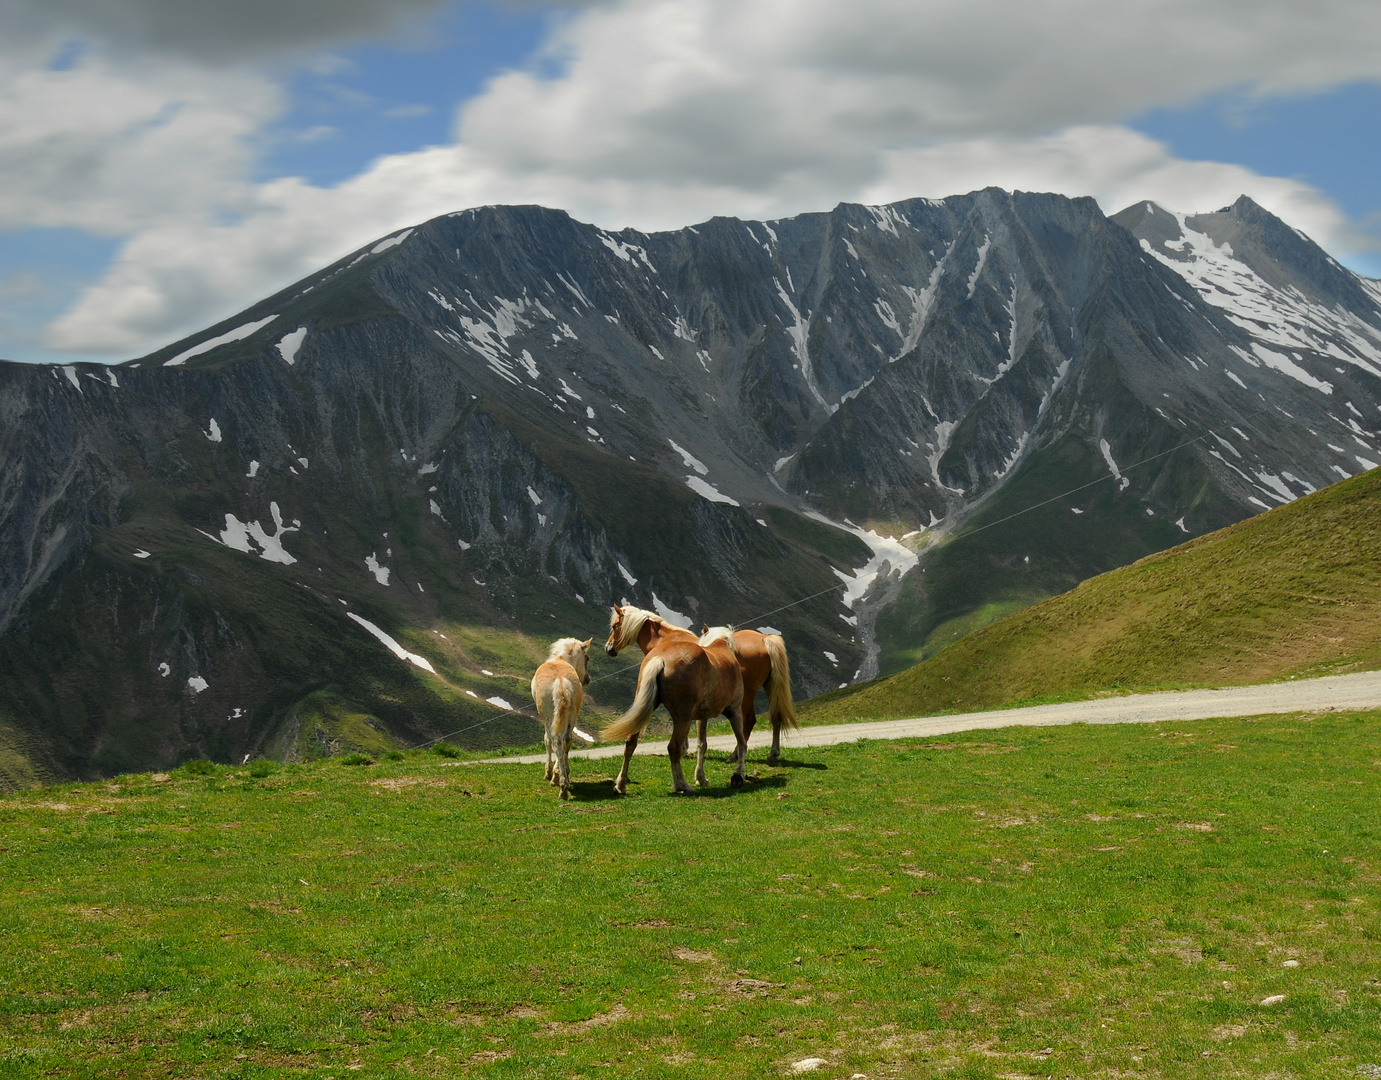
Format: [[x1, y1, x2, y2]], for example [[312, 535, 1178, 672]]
[[605, 604, 799, 764], [601, 608, 747, 794]]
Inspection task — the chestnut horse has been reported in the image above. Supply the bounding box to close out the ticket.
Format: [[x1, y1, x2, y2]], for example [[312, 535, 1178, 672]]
[[605, 605, 799, 764], [601, 609, 747, 794], [531, 637, 591, 800], [698, 622, 798, 764]]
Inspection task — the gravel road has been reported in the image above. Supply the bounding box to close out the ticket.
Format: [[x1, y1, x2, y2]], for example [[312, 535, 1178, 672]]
[[471, 669, 1381, 766]]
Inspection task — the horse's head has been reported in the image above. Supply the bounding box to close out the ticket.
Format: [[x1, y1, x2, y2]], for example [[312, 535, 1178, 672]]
[[605, 605, 625, 657]]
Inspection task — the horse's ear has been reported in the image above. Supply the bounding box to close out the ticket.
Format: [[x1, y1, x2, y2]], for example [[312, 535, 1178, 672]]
[[582, 637, 593, 650], [700, 623, 709, 635]]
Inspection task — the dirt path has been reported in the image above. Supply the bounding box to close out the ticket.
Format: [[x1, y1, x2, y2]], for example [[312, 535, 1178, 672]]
[[471, 669, 1381, 766]]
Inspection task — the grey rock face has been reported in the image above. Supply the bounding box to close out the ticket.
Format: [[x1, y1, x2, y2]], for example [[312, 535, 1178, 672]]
[[3, 188, 1380, 783]]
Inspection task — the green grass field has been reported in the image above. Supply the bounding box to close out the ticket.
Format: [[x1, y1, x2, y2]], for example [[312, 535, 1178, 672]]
[[3, 710, 1379, 1078]]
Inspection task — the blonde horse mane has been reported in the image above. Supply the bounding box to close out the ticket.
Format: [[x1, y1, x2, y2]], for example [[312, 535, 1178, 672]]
[[697, 625, 737, 654], [608, 605, 666, 653], [546, 636, 590, 676]]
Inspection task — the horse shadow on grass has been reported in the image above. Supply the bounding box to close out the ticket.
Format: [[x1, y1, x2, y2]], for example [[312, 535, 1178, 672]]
[[565, 772, 790, 801], [566, 778, 627, 802], [687, 772, 788, 799]]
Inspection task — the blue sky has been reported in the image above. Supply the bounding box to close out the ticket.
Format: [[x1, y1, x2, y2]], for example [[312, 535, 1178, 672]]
[[4, 0, 1381, 364], [1134, 83, 1381, 276], [256, 3, 548, 187]]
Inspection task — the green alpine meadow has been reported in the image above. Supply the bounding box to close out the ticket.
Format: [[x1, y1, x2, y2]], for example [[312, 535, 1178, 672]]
[[2, 708, 1378, 1078]]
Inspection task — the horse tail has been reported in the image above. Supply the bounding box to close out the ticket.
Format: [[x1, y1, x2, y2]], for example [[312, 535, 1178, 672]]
[[764, 635, 799, 730], [602, 656, 664, 743], [551, 674, 580, 738]]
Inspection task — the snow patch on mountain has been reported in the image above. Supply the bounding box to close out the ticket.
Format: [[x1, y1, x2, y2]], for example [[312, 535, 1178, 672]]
[[347, 612, 435, 674], [651, 593, 692, 629], [966, 235, 991, 299], [365, 553, 390, 585], [774, 278, 830, 411], [370, 228, 413, 255], [1100, 439, 1131, 491], [276, 327, 307, 365], [806, 512, 919, 610], [211, 502, 299, 564], [668, 439, 708, 476], [685, 477, 740, 506], [165, 316, 277, 367]]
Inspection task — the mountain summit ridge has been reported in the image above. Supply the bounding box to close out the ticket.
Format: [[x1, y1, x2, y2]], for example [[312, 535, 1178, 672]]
[[3, 188, 1381, 785]]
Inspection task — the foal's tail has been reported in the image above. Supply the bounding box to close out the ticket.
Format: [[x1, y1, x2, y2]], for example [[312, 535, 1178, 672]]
[[550, 676, 580, 738], [764, 635, 799, 731], [602, 656, 664, 743]]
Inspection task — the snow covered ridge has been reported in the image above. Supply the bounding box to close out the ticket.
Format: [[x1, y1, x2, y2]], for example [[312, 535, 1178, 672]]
[[1138, 209, 1381, 383], [164, 315, 278, 367]]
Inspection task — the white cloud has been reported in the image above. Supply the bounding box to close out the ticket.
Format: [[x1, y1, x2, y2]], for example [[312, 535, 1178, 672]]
[[459, 0, 1381, 182], [27, 0, 1381, 355], [865, 126, 1355, 256], [0, 49, 276, 236]]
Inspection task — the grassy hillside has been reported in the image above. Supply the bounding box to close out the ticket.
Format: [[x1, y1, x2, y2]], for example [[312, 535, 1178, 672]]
[[874, 428, 1231, 676], [2, 712, 1379, 1077], [808, 466, 1381, 723]]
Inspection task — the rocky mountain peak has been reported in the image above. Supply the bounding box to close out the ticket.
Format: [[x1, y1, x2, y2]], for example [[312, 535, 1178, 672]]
[[4, 187, 1381, 785]]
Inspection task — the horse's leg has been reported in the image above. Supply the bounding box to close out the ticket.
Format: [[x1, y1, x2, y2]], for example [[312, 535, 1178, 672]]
[[558, 725, 573, 801], [726, 703, 748, 788], [613, 732, 639, 795], [694, 714, 710, 787], [667, 712, 695, 795], [741, 688, 759, 765], [543, 722, 555, 783], [760, 676, 785, 765]]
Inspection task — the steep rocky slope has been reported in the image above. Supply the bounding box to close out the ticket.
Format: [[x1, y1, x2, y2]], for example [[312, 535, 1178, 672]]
[[3, 188, 1380, 785]]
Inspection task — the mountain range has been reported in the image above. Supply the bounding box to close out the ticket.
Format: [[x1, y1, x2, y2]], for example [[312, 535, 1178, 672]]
[[3, 187, 1380, 786]]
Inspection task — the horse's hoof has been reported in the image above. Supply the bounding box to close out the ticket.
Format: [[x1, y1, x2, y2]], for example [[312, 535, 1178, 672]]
[[729, 772, 745, 789], [560, 788, 570, 801], [766, 754, 780, 767]]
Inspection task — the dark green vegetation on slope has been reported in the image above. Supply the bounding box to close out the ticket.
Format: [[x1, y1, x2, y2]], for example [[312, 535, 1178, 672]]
[[812, 466, 1381, 724], [2, 712, 1379, 1078]]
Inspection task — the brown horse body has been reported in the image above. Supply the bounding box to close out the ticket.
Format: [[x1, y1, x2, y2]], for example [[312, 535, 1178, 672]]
[[602, 605, 799, 763], [711, 627, 798, 766], [602, 608, 747, 793]]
